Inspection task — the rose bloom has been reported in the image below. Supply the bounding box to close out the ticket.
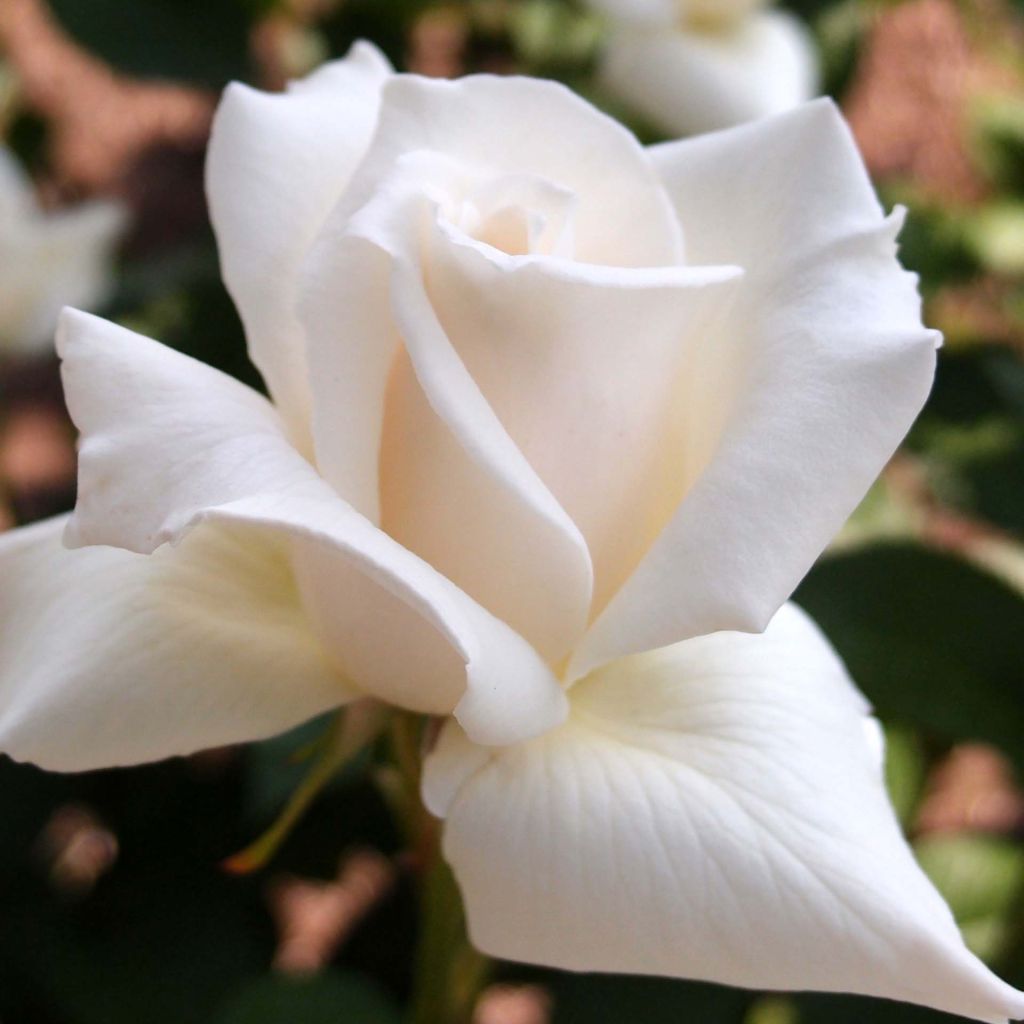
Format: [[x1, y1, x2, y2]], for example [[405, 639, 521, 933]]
[[0, 43, 1021, 1021], [0, 147, 125, 358], [585, 0, 818, 137]]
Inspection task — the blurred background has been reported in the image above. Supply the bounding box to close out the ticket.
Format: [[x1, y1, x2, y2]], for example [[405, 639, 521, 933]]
[[2, 0, 1024, 1021]]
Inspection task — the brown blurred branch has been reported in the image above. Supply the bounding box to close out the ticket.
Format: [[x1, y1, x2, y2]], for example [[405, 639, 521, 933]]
[[844, 0, 1022, 204], [0, 0, 213, 196]]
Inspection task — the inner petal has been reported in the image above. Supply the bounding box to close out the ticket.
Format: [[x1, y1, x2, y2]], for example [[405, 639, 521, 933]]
[[380, 188, 741, 621], [312, 152, 595, 665], [442, 172, 578, 259], [470, 204, 535, 257]]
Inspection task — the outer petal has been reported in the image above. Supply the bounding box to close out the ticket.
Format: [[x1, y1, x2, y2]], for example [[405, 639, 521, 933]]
[[598, 11, 818, 138], [58, 310, 565, 745], [426, 605, 1024, 1023], [217, 491, 567, 745], [206, 41, 391, 451], [571, 100, 939, 678], [58, 309, 319, 553], [0, 515, 352, 771]]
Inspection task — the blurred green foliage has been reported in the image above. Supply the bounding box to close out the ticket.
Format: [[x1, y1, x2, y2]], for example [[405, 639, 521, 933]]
[[796, 545, 1024, 767], [521, 972, 753, 1023], [48, 0, 256, 86], [916, 834, 1024, 960], [214, 973, 402, 1023], [912, 348, 1024, 536]]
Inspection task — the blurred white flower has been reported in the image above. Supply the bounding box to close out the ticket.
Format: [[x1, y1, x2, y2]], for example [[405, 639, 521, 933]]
[[0, 148, 126, 358], [587, 0, 818, 137], [0, 44, 1014, 1020]]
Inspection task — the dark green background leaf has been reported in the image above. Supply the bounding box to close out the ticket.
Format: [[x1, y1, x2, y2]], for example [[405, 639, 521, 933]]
[[795, 544, 1024, 769], [214, 972, 401, 1024], [48, 0, 254, 86]]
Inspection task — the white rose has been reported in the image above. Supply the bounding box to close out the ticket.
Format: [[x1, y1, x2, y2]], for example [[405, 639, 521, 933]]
[[588, 0, 770, 29], [586, 0, 818, 138], [0, 147, 126, 358], [1, 43, 1020, 1019]]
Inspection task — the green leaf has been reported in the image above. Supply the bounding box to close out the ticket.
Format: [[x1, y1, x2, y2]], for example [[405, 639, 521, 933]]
[[322, 0, 435, 70], [112, 240, 264, 394], [48, 0, 253, 87], [793, 992, 967, 1023], [16, 872, 268, 1024], [214, 972, 401, 1024], [778, 0, 848, 18], [915, 833, 1024, 960], [0, 756, 273, 1024], [744, 996, 799, 1024], [533, 972, 752, 1024], [510, 0, 601, 77], [241, 714, 341, 826], [966, 203, 1024, 276], [961, 917, 1014, 964], [911, 347, 1024, 538], [917, 834, 1024, 923], [794, 544, 1024, 770], [883, 199, 977, 291], [883, 725, 928, 827], [971, 93, 1024, 196], [227, 706, 385, 875]]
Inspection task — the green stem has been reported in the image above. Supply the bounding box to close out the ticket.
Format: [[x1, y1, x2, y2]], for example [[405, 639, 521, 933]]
[[388, 714, 491, 1024], [224, 703, 385, 874], [410, 854, 490, 1024]]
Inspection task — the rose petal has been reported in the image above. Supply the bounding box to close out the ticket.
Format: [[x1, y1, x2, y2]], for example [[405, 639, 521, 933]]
[[417, 215, 742, 616], [206, 40, 391, 451], [335, 72, 683, 267], [58, 309, 566, 745], [0, 516, 352, 770], [211, 491, 568, 745], [302, 154, 597, 664], [427, 604, 1024, 1023], [300, 67, 690, 515], [571, 99, 939, 678], [58, 309, 319, 554]]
